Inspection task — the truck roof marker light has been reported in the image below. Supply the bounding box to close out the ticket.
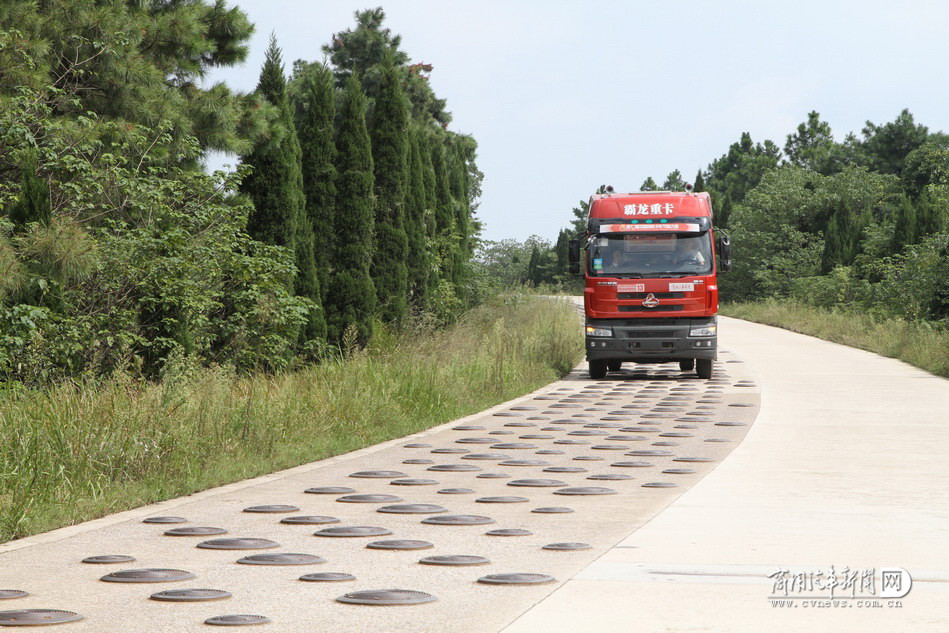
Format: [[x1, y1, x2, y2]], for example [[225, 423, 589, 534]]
[[645, 219, 653, 224], [659, 219, 668, 223]]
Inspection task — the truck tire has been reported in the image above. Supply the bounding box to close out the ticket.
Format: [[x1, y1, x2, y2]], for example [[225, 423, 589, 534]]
[[696, 358, 713, 379], [679, 359, 695, 371], [607, 360, 622, 372], [589, 359, 608, 379]]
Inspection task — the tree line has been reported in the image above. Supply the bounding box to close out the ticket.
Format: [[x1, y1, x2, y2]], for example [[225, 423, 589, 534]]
[[0, 3, 482, 386], [491, 110, 947, 321]]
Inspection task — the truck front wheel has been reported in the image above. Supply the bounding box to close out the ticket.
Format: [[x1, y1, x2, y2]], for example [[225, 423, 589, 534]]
[[607, 360, 622, 372], [696, 358, 713, 379], [679, 359, 695, 371], [589, 359, 608, 379]]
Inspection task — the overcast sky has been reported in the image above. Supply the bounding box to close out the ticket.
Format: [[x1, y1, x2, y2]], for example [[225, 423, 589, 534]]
[[204, 0, 949, 242]]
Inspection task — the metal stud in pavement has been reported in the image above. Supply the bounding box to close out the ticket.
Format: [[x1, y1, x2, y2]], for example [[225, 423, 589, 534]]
[[611, 461, 653, 468], [452, 425, 485, 430], [432, 448, 469, 454], [587, 474, 633, 480], [499, 459, 548, 466], [378, 504, 447, 514], [204, 614, 271, 626], [366, 540, 433, 551], [280, 516, 340, 525], [543, 543, 592, 551], [627, 449, 673, 456], [391, 478, 439, 486], [476, 496, 528, 503], [314, 526, 393, 538], [543, 466, 587, 473], [197, 539, 279, 550], [553, 487, 617, 496], [403, 459, 434, 464], [437, 488, 475, 495], [456, 438, 496, 444], [662, 469, 697, 475], [0, 610, 84, 626], [100, 568, 196, 583], [486, 529, 532, 536], [305, 487, 355, 494], [336, 494, 402, 503], [573, 456, 603, 462], [507, 479, 567, 487], [428, 464, 481, 472], [477, 573, 555, 585], [299, 573, 355, 582], [236, 553, 325, 565], [165, 527, 228, 537], [673, 457, 715, 463], [477, 473, 510, 479], [419, 555, 489, 566], [143, 516, 187, 524], [0, 591, 28, 600], [349, 470, 406, 479], [531, 507, 574, 513], [336, 589, 437, 606], [642, 482, 678, 488], [403, 443, 432, 448], [81, 555, 135, 564], [421, 515, 495, 525], [243, 505, 298, 513], [150, 589, 231, 602]]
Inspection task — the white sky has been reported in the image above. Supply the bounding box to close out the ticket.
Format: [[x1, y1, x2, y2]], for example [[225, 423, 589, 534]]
[[204, 0, 949, 242]]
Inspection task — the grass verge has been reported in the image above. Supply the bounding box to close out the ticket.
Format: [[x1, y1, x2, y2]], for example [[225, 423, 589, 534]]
[[0, 295, 582, 543], [721, 299, 949, 378]]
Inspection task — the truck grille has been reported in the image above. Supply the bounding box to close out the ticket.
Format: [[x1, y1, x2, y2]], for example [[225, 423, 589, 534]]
[[619, 305, 685, 312], [618, 292, 685, 299]]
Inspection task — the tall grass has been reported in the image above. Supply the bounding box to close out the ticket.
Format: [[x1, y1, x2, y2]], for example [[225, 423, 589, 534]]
[[722, 299, 949, 377], [0, 295, 582, 543]]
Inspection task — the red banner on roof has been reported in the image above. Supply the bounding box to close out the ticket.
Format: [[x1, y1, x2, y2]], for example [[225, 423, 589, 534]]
[[600, 223, 701, 233]]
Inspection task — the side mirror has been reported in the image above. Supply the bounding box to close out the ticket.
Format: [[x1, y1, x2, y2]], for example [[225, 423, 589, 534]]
[[717, 234, 732, 272], [568, 239, 581, 275]]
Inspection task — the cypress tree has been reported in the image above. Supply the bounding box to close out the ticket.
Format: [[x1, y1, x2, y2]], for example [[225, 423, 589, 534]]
[[404, 126, 430, 308], [892, 194, 918, 251], [325, 75, 376, 345], [419, 131, 440, 296], [240, 37, 325, 342], [430, 137, 456, 283], [293, 62, 337, 304], [554, 229, 570, 277], [8, 156, 50, 230], [694, 170, 706, 193], [369, 60, 409, 323], [526, 246, 540, 285]]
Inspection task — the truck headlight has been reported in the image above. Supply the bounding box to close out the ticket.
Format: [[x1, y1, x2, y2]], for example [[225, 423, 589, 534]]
[[688, 325, 717, 337], [585, 326, 612, 337]]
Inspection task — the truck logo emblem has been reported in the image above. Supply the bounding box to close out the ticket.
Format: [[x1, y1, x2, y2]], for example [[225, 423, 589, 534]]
[[642, 293, 660, 308]]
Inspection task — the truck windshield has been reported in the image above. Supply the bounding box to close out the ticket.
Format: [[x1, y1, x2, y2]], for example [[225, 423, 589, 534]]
[[588, 232, 712, 277]]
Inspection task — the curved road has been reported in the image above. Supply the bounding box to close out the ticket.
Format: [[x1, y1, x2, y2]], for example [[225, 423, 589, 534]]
[[1, 298, 946, 632]]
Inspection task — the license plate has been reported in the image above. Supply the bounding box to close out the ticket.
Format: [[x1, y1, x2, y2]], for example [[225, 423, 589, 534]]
[[618, 283, 645, 293], [669, 283, 694, 292]]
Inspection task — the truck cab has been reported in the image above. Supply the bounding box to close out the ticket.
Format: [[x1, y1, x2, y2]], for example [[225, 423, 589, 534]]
[[569, 187, 730, 379]]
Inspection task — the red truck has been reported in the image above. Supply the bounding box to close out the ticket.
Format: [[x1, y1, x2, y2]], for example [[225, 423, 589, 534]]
[[568, 185, 731, 380]]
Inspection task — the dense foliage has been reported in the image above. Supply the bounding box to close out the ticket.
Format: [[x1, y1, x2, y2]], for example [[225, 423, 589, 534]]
[[511, 110, 947, 323], [0, 5, 483, 387]]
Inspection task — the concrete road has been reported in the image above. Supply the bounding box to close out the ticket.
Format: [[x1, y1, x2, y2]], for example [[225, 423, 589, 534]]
[[2, 301, 946, 632], [503, 314, 949, 633]]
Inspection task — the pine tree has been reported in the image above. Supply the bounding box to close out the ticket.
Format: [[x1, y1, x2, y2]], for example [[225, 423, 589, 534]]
[[8, 156, 50, 230], [240, 37, 325, 342], [292, 61, 337, 304], [662, 170, 685, 191], [325, 75, 376, 345], [404, 126, 430, 308], [640, 177, 658, 191], [369, 60, 409, 323]]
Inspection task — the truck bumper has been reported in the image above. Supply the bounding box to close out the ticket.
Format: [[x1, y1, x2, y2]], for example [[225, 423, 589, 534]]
[[585, 317, 717, 363]]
